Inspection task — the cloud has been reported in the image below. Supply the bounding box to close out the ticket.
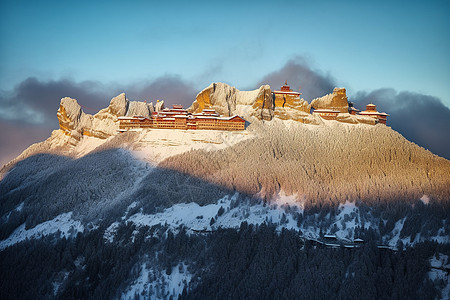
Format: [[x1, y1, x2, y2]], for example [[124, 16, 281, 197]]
[[0, 75, 198, 166], [0, 77, 112, 126], [255, 58, 450, 160], [353, 89, 450, 159], [256, 57, 336, 101], [0, 76, 198, 126]]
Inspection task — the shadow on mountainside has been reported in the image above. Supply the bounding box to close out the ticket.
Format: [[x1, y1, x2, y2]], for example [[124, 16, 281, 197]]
[[0, 149, 236, 240], [1, 126, 449, 242]]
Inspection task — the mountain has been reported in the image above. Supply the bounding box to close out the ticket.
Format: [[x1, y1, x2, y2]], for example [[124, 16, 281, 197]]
[[1, 83, 449, 299]]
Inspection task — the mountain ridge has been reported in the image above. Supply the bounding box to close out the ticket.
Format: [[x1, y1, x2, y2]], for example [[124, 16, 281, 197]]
[[1, 82, 443, 177]]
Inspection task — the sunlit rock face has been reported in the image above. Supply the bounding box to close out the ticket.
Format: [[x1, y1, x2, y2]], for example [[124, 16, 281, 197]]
[[55, 84, 381, 140], [189, 82, 272, 118], [273, 92, 311, 113], [56, 93, 165, 140], [105, 93, 128, 117], [191, 82, 319, 122], [84, 94, 127, 138], [57, 97, 84, 133], [250, 85, 274, 121], [154, 100, 165, 112], [311, 88, 349, 113]]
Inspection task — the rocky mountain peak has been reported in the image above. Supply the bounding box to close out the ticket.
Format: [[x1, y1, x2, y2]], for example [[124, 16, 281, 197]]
[[57, 97, 84, 133], [108, 93, 128, 117], [55, 93, 165, 142]]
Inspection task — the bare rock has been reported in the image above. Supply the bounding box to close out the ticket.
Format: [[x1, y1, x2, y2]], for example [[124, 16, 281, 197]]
[[57, 97, 83, 132], [155, 100, 165, 112], [311, 88, 349, 113], [126, 101, 151, 118], [190, 83, 237, 116], [250, 85, 274, 120], [190, 83, 274, 120], [108, 93, 128, 117]]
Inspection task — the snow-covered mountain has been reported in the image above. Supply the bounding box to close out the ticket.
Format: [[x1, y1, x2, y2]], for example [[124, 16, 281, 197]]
[[1, 84, 449, 299]]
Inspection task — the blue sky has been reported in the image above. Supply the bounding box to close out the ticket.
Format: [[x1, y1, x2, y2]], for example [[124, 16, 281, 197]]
[[1, 0, 449, 103], [1, 0, 450, 164]]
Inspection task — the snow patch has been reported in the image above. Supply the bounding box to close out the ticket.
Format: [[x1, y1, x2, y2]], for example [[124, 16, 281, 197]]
[[121, 262, 191, 300], [272, 191, 304, 210], [0, 212, 84, 250], [15, 202, 24, 212], [420, 194, 431, 205], [130, 129, 253, 164], [104, 222, 120, 243], [73, 135, 110, 158], [428, 254, 450, 299], [126, 194, 299, 234], [1, 202, 25, 222], [385, 218, 413, 249]]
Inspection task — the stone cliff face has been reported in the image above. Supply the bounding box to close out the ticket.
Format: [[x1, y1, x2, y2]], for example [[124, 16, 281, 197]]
[[273, 93, 310, 113], [57, 97, 84, 134], [57, 93, 164, 141], [190, 83, 248, 116], [189, 82, 379, 125], [250, 85, 274, 120], [189, 82, 315, 121], [273, 108, 321, 124], [56, 84, 380, 143], [311, 88, 349, 113], [190, 83, 275, 120]]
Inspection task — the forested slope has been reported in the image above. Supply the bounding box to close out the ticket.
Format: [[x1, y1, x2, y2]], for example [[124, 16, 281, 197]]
[[161, 121, 450, 207]]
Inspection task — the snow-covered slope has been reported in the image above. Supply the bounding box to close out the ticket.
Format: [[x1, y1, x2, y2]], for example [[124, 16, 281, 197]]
[[0, 212, 83, 250], [428, 254, 450, 300], [161, 119, 450, 204], [0, 121, 254, 180]]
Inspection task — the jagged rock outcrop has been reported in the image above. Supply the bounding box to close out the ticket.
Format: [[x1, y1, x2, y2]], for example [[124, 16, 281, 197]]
[[56, 93, 165, 141], [189, 82, 273, 120], [154, 100, 165, 112], [311, 88, 349, 113], [56, 85, 382, 142], [57, 97, 84, 133], [189, 83, 257, 117], [250, 85, 274, 120], [105, 93, 128, 117], [126, 101, 152, 118], [279, 97, 311, 113], [190, 82, 312, 121]]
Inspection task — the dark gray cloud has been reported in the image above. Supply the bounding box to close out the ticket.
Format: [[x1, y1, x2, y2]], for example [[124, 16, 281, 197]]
[[352, 89, 450, 160], [256, 58, 336, 102], [0, 77, 112, 126], [0, 78, 116, 167], [0, 75, 198, 166], [0, 75, 198, 127], [256, 58, 450, 160]]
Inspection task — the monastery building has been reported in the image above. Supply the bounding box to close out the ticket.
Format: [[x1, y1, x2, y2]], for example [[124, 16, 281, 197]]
[[118, 105, 246, 132]]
